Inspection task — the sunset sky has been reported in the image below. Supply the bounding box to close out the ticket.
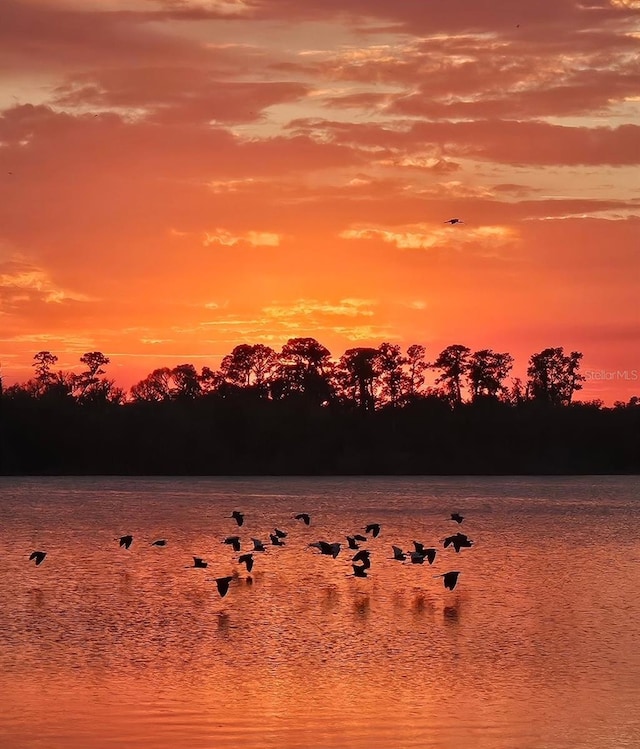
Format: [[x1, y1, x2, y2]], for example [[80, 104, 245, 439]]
[[1, 0, 639, 402]]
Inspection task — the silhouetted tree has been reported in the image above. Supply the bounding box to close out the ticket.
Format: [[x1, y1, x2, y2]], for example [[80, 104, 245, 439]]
[[405, 344, 428, 400], [220, 344, 276, 389], [527, 347, 584, 406], [337, 347, 380, 411], [431, 345, 471, 405], [274, 337, 334, 403], [468, 349, 514, 400], [32, 351, 58, 393], [130, 368, 172, 402], [171, 364, 201, 399], [376, 342, 407, 407]]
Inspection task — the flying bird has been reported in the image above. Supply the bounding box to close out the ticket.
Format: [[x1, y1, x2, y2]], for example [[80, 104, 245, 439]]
[[214, 576, 234, 598], [352, 549, 371, 569], [231, 511, 244, 527], [251, 538, 266, 552], [346, 536, 360, 550], [29, 551, 46, 566], [444, 218, 464, 224], [443, 533, 473, 553], [294, 513, 311, 525], [410, 551, 426, 564], [435, 571, 460, 590], [189, 557, 208, 568], [391, 545, 406, 561], [365, 523, 381, 537], [450, 513, 464, 524], [273, 528, 288, 539], [223, 536, 241, 552], [352, 564, 368, 578], [310, 541, 341, 558], [238, 553, 254, 572], [423, 548, 437, 565], [118, 535, 133, 549], [353, 534, 367, 542], [270, 533, 285, 546], [151, 539, 166, 547]]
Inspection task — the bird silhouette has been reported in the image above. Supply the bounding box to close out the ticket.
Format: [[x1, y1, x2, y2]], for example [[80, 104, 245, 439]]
[[251, 538, 266, 552], [238, 553, 254, 572], [353, 534, 367, 542], [310, 541, 341, 558], [346, 535, 360, 550], [273, 528, 288, 539], [29, 551, 46, 566], [231, 511, 244, 527], [352, 564, 368, 578], [223, 536, 241, 552], [391, 545, 406, 561], [189, 557, 208, 568], [450, 513, 464, 524], [270, 533, 285, 546], [352, 549, 371, 569], [423, 548, 437, 565], [294, 513, 311, 525], [365, 523, 381, 537], [444, 218, 464, 224], [151, 539, 166, 547], [410, 551, 426, 564], [435, 571, 460, 590], [443, 533, 473, 553], [214, 576, 233, 597], [118, 535, 133, 549]]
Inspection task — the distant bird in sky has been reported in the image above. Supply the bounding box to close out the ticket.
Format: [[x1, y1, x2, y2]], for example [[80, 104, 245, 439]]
[[444, 218, 464, 224], [231, 511, 244, 527], [214, 576, 233, 597], [353, 534, 367, 542], [435, 571, 461, 590], [410, 551, 426, 564], [413, 541, 427, 555], [270, 533, 285, 546], [294, 513, 311, 525], [347, 535, 360, 550], [365, 523, 381, 537], [238, 553, 254, 572], [29, 551, 46, 566], [443, 533, 473, 553], [223, 536, 241, 552], [273, 528, 288, 539], [151, 539, 166, 547], [450, 513, 464, 524], [352, 564, 368, 578], [118, 535, 133, 549], [391, 545, 406, 561], [189, 557, 208, 568], [251, 538, 266, 552]]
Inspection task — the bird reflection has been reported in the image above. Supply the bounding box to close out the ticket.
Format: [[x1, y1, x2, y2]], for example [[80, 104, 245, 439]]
[[217, 612, 231, 633], [443, 604, 460, 623], [353, 595, 370, 619]]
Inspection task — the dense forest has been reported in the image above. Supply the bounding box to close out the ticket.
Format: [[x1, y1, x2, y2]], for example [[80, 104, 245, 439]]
[[1, 339, 639, 475]]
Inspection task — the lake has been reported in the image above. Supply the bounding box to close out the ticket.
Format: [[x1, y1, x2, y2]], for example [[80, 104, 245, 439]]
[[1, 476, 639, 749]]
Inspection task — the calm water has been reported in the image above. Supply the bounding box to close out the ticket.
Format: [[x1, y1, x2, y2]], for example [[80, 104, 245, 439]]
[[1, 476, 639, 749]]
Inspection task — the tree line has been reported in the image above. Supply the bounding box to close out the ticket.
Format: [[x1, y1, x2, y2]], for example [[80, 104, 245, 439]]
[[1, 338, 638, 475]]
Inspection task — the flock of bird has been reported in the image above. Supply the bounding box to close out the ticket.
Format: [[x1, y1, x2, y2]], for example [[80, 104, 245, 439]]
[[27, 510, 474, 600]]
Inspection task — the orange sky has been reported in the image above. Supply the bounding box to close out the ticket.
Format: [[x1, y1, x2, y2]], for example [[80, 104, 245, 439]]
[[1, 0, 639, 402]]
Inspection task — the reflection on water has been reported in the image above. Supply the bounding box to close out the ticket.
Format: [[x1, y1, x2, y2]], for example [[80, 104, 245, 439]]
[[1, 475, 639, 749]]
